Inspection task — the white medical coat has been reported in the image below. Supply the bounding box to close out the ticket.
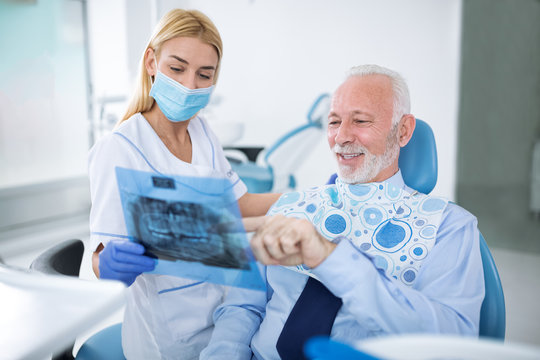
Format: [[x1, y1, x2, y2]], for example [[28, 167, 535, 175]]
[[88, 113, 247, 359]]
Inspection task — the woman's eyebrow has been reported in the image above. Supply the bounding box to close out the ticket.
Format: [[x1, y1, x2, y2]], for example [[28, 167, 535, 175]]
[[169, 55, 188, 64], [169, 55, 215, 70]]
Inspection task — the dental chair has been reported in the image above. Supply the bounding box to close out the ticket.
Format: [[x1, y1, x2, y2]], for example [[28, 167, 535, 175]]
[[30, 240, 125, 360], [30, 239, 84, 360], [310, 119, 506, 358], [225, 93, 331, 193]]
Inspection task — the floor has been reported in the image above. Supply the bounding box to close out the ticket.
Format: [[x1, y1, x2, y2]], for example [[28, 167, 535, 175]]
[[2, 217, 540, 356]]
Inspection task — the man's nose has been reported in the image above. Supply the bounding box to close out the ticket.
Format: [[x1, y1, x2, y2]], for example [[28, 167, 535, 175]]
[[334, 121, 355, 145]]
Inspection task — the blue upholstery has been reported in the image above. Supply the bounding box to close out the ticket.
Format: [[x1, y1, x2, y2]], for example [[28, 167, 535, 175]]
[[398, 119, 437, 194], [304, 336, 380, 360], [479, 233, 506, 339], [230, 161, 274, 193], [75, 323, 125, 360], [326, 118, 506, 341]]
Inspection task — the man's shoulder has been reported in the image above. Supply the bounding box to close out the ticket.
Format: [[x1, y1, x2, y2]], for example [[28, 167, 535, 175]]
[[446, 201, 477, 219], [439, 201, 478, 231]]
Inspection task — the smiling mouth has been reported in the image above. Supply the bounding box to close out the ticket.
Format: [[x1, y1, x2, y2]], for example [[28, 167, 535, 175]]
[[338, 153, 363, 160]]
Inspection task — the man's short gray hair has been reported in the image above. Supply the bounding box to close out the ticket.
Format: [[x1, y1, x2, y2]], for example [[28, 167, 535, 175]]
[[346, 64, 411, 125]]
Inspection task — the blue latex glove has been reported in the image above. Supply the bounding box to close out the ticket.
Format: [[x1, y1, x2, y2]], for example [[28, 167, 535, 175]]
[[99, 241, 156, 286]]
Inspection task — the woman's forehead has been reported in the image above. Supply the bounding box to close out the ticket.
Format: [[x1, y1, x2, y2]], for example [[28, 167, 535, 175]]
[[160, 37, 218, 64]]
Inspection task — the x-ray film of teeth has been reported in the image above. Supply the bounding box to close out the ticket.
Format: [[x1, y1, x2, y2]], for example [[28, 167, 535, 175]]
[[115, 167, 265, 291]]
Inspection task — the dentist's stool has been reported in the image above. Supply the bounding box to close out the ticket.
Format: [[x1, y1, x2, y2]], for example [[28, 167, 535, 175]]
[[75, 323, 124, 360]]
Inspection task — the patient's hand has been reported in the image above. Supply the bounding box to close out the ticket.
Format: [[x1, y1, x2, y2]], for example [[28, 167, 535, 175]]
[[243, 215, 336, 268]]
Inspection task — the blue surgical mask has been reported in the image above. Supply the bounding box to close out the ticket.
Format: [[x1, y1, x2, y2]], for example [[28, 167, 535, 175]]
[[149, 67, 214, 122]]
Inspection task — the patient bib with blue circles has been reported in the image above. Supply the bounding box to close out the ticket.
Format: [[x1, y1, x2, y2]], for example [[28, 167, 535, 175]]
[[267, 178, 449, 286]]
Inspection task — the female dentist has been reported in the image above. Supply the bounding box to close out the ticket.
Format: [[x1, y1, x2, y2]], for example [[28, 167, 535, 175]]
[[88, 9, 280, 359]]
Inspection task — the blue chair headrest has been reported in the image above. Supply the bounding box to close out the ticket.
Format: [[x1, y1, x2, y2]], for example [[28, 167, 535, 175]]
[[328, 119, 437, 194], [398, 119, 437, 194]]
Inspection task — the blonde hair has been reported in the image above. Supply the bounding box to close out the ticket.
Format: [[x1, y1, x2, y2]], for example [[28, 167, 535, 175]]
[[121, 9, 223, 123]]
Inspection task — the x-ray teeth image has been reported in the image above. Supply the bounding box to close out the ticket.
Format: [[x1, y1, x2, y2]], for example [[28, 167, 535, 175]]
[[126, 195, 249, 270]]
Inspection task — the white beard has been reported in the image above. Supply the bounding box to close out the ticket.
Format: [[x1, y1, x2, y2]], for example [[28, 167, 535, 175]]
[[333, 125, 400, 184]]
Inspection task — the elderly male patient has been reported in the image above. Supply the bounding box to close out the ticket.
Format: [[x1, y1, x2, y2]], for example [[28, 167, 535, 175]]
[[201, 64, 484, 360]]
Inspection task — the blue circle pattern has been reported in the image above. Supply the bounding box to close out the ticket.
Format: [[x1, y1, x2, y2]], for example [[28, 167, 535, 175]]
[[420, 225, 437, 239], [402, 269, 416, 283], [347, 184, 377, 201], [409, 244, 428, 260], [373, 219, 412, 253], [363, 207, 383, 226], [267, 180, 448, 287], [420, 198, 446, 213], [348, 185, 372, 197], [324, 214, 347, 234], [375, 220, 406, 248], [385, 184, 402, 200]]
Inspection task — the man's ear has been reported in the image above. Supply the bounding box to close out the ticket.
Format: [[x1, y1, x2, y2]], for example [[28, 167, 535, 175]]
[[398, 114, 416, 147], [144, 48, 157, 77]]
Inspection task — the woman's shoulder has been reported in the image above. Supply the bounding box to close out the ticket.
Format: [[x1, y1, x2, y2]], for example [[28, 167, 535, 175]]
[[88, 131, 128, 168], [88, 114, 145, 163], [115, 113, 146, 134], [95, 113, 152, 149]]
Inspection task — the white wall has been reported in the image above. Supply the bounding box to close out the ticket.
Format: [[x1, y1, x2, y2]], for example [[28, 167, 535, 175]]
[[0, 0, 92, 231], [0, 0, 89, 188], [90, 0, 463, 199]]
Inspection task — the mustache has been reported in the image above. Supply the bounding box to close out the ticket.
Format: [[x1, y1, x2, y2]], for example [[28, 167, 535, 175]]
[[332, 144, 369, 155]]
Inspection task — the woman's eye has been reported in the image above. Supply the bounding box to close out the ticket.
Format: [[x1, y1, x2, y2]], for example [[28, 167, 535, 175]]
[[170, 67, 184, 72], [199, 73, 211, 80]]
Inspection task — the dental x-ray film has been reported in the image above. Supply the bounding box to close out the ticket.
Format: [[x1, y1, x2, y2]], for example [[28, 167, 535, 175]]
[[115, 167, 265, 291]]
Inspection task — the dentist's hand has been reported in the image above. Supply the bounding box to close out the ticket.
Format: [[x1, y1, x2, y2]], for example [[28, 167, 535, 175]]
[[98, 241, 156, 286], [243, 215, 337, 268]]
